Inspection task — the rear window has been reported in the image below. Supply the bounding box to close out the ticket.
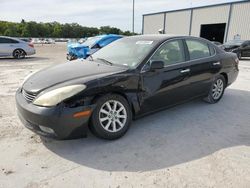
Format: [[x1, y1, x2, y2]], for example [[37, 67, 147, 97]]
[[186, 40, 210, 60]]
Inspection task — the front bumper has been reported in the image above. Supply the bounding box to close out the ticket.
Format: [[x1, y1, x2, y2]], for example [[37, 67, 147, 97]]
[[15, 88, 95, 139]]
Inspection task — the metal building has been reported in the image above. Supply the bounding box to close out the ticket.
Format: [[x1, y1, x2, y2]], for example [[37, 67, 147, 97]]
[[142, 0, 250, 43]]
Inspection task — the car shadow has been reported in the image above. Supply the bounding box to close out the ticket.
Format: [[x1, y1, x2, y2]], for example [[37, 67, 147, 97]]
[[0, 56, 49, 62], [43, 88, 250, 172]]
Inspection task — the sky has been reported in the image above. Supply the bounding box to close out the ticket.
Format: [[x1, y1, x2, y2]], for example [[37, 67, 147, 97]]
[[0, 0, 246, 33]]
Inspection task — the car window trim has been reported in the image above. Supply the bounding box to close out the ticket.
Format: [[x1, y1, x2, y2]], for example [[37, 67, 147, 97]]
[[141, 38, 187, 73], [185, 38, 215, 61], [140, 37, 218, 73]]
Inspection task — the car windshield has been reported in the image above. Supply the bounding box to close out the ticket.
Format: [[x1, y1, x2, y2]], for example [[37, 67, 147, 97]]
[[91, 37, 157, 68], [224, 40, 244, 46], [82, 36, 102, 47]]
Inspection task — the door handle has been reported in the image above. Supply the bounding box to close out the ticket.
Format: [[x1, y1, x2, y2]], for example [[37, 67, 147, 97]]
[[213, 62, 221, 66], [180, 69, 190, 73]]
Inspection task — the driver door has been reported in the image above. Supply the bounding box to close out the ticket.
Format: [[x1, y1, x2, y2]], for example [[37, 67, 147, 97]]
[[138, 39, 193, 115]]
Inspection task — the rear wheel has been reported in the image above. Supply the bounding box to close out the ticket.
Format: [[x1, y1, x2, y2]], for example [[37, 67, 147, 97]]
[[13, 49, 26, 59], [203, 75, 226, 104], [90, 94, 132, 140]]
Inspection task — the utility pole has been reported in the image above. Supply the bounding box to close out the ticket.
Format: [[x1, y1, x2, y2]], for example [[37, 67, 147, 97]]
[[132, 0, 135, 33]]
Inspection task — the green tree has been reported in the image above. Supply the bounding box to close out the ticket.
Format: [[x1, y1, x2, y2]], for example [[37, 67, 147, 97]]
[[100, 26, 122, 35], [0, 20, 137, 38], [52, 23, 62, 38], [4, 24, 19, 37]]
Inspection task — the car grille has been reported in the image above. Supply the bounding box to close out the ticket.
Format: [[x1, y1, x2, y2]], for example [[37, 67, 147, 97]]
[[22, 89, 37, 102]]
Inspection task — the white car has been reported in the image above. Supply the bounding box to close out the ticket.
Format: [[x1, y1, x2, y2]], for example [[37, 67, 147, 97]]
[[31, 38, 42, 44], [0, 36, 36, 59]]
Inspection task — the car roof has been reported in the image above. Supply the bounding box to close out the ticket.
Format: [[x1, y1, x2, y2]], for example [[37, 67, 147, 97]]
[[0, 36, 17, 39], [127, 34, 200, 42], [0, 36, 24, 42]]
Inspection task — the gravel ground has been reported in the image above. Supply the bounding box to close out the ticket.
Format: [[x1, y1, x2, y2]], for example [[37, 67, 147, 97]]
[[0, 44, 250, 188]]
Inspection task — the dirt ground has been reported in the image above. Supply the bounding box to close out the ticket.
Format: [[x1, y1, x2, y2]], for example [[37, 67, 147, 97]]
[[0, 43, 250, 188]]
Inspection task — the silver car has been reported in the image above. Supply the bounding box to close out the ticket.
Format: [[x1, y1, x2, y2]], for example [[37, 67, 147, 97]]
[[0, 36, 36, 59]]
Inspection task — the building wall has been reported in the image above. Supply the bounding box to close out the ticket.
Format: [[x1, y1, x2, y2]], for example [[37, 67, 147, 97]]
[[142, 1, 250, 41], [143, 14, 165, 34], [227, 2, 250, 41], [165, 10, 191, 35], [190, 5, 230, 37]]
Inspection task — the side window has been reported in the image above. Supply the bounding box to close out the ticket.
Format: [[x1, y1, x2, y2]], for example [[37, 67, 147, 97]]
[[10, 39, 19, 43], [186, 40, 210, 60], [151, 40, 185, 66], [3, 38, 12, 43], [0, 38, 9, 44], [0, 38, 18, 44]]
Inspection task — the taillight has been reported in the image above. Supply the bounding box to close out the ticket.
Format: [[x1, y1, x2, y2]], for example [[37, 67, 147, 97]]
[[234, 57, 239, 70], [28, 43, 34, 48], [235, 57, 239, 65]]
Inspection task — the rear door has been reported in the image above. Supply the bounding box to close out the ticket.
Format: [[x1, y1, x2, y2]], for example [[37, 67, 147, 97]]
[[0, 37, 19, 56], [139, 39, 194, 114], [184, 39, 220, 96], [0, 37, 8, 56]]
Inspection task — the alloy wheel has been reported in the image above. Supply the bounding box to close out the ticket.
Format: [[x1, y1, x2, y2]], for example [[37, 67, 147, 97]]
[[212, 79, 224, 100], [99, 100, 127, 133], [14, 50, 25, 59]]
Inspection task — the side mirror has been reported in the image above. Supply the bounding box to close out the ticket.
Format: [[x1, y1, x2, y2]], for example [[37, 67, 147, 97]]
[[150, 60, 164, 71]]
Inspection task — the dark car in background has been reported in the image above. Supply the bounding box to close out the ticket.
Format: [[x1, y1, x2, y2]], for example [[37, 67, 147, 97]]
[[223, 40, 250, 59], [16, 35, 239, 140]]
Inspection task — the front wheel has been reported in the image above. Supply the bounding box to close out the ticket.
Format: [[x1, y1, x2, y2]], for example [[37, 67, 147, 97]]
[[90, 94, 132, 140], [203, 75, 226, 104]]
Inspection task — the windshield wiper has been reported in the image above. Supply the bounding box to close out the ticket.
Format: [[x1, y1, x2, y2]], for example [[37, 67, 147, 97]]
[[96, 58, 113, 66]]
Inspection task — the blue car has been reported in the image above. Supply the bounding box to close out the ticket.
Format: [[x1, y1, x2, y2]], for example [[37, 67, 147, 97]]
[[67, 34, 122, 61]]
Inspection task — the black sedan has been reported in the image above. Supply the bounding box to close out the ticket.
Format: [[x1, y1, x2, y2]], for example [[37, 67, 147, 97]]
[[223, 40, 250, 59], [16, 35, 239, 140]]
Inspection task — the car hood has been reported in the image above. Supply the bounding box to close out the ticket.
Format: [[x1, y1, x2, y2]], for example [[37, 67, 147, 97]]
[[23, 60, 127, 93]]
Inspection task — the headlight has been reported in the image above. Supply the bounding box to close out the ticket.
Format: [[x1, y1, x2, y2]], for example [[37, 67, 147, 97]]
[[33, 85, 86, 107]]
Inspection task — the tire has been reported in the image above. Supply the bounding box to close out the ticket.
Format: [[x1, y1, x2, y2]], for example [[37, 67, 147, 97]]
[[203, 75, 226, 104], [90, 94, 132, 140], [13, 49, 26, 59]]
